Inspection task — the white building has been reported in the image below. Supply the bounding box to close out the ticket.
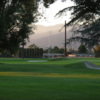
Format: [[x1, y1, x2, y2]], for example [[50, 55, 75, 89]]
[[43, 53, 64, 58]]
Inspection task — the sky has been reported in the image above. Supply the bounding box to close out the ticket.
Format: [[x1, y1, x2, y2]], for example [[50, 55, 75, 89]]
[[36, 0, 74, 26], [27, 0, 76, 49]]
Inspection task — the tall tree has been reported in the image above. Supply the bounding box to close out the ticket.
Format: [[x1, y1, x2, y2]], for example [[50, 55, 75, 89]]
[[0, 0, 56, 55], [0, 0, 39, 54], [56, 0, 100, 48]]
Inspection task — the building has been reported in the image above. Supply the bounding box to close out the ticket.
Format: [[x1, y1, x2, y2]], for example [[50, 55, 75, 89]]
[[43, 53, 64, 58]]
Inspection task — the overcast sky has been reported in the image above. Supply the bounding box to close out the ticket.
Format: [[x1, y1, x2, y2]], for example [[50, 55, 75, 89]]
[[36, 0, 74, 26], [27, 0, 75, 48]]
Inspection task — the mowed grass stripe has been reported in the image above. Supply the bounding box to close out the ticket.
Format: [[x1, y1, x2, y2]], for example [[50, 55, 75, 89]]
[[0, 72, 100, 78]]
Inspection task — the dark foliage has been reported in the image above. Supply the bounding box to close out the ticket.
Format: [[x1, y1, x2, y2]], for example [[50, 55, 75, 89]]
[[56, 0, 100, 48], [0, 0, 38, 54], [78, 44, 87, 54], [19, 48, 43, 58]]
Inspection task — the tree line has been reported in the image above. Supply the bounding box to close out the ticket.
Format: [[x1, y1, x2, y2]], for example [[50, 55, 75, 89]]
[[43, 46, 64, 54], [19, 48, 43, 58]]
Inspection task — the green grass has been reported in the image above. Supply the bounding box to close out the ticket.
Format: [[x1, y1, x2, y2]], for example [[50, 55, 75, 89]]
[[0, 58, 100, 100], [0, 77, 100, 100]]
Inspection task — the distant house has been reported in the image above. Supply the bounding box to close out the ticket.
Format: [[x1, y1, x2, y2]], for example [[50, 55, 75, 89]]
[[67, 54, 95, 58]]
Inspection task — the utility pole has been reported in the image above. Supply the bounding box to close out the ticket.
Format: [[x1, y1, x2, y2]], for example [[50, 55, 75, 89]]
[[59, 21, 67, 58], [64, 20, 67, 58]]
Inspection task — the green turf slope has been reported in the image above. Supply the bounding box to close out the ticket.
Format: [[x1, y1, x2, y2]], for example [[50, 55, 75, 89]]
[[0, 58, 100, 100]]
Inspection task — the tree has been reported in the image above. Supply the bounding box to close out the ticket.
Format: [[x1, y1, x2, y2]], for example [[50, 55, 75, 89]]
[[94, 45, 100, 57], [0, 0, 56, 55], [78, 44, 87, 54], [56, 0, 100, 48], [29, 44, 38, 49], [0, 0, 40, 54], [52, 46, 59, 53], [42, 0, 100, 49], [38, 0, 56, 7], [43, 46, 64, 54], [59, 48, 64, 54]]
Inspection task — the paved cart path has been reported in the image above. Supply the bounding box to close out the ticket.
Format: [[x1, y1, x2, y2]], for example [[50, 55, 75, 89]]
[[84, 61, 100, 70]]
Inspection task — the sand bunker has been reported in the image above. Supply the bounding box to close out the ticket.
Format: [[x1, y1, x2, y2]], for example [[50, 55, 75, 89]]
[[84, 61, 100, 70], [28, 60, 48, 62]]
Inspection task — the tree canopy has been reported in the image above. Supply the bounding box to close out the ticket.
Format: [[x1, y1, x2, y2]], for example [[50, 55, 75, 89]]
[[56, 0, 100, 48], [0, 0, 39, 54], [0, 0, 56, 54], [78, 44, 87, 54], [94, 45, 100, 57]]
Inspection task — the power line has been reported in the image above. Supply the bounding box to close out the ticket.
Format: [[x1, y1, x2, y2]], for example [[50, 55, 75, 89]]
[[59, 25, 65, 32]]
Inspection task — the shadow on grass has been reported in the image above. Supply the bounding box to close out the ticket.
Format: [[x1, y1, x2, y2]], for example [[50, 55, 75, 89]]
[[64, 62, 100, 74], [0, 62, 100, 74], [0, 62, 85, 73], [64, 62, 86, 69]]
